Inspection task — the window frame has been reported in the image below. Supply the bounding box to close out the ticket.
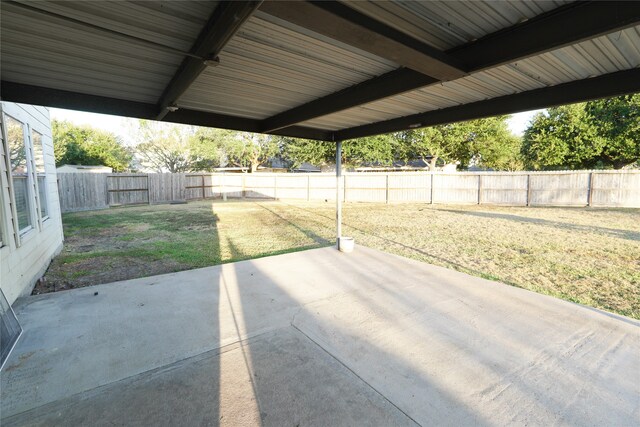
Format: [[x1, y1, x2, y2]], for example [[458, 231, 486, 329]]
[[0, 116, 6, 249], [30, 127, 49, 223], [2, 113, 36, 241]]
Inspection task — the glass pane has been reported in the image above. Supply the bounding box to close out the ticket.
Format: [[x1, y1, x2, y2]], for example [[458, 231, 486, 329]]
[[32, 130, 48, 219], [12, 177, 31, 231], [32, 130, 45, 173], [5, 115, 32, 232], [38, 176, 48, 218]]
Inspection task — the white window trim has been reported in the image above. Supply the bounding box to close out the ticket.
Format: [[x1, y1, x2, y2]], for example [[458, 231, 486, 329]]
[[2, 109, 38, 246], [26, 125, 47, 228], [0, 115, 6, 249], [27, 116, 51, 225]]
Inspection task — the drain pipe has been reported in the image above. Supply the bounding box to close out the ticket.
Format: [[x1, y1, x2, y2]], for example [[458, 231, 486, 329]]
[[336, 140, 342, 249]]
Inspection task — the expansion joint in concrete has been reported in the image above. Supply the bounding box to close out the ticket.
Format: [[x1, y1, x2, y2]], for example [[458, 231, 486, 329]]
[[289, 323, 422, 427]]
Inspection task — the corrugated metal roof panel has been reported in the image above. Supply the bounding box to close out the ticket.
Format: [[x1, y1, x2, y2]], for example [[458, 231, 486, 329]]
[[177, 12, 398, 119], [8, 0, 215, 51], [512, 26, 640, 85], [301, 25, 640, 131], [299, 65, 548, 130], [342, 0, 569, 50], [1, 1, 216, 103], [1, 0, 637, 134]]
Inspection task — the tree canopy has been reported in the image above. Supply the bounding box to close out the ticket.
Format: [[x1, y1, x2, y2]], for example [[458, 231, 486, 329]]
[[522, 94, 639, 170], [52, 120, 132, 172], [585, 95, 640, 169], [133, 120, 198, 173], [52, 94, 638, 173], [399, 116, 523, 170], [280, 137, 333, 169]]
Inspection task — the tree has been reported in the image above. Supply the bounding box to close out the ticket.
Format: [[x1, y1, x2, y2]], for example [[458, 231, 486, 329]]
[[474, 133, 524, 171], [133, 120, 197, 173], [343, 134, 398, 167], [522, 104, 604, 170], [189, 128, 228, 171], [280, 137, 333, 170], [220, 132, 279, 172], [522, 96, 640, 170], [402, 124, 469, 170], [52, 120, 132, 171], [400, 116, 520, 170], [280, 134, 401, 170], [585, 94, 640, 169], [468, 116, 524, 171]]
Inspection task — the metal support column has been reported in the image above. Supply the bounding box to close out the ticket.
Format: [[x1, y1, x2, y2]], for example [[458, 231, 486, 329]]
[[336, 140, 342, 249]]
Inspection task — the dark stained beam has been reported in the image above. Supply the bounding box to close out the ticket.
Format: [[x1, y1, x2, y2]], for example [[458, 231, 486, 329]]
[[0, 81, 333, 141], [263, 68, 437, 133], [450, 0, 640, 71], [335, 69, 640, 140], [263, 1, 640, 133], [156, 1, 262, 120], [1, 81, 158, 119], [259, 1, 465, 80], [168, 109, 332, 141]]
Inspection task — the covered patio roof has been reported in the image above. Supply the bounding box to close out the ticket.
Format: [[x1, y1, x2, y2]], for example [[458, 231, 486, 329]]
[[1, 0, 640, 140]]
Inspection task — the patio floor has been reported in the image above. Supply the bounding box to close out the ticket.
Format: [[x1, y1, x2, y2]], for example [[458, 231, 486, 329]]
[[2, 246, 638, 426]]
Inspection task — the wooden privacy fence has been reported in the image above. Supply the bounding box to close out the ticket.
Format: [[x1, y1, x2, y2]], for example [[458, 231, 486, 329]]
[[57, 170, 640, 213]]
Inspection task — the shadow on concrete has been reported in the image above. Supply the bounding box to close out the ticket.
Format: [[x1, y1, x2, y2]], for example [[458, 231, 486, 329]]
[[2, 210, 639, 425], [1, 213, 225, 426]]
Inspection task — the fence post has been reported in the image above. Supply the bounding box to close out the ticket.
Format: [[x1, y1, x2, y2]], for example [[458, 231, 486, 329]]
[[222, 173, 227, 201], [343, 174, 347, 202], [105, 174, 109, 206], [526, 174, 531, 206], [587, 171, 594, 207], [242, 174, 246, 199], [385, 174, 389, 204], [307, 175, 310, 201], [147, 174, 151, 204], [430, 173, 434, 204], [477, 174, 482, 205], [274, 175, 278, 200]]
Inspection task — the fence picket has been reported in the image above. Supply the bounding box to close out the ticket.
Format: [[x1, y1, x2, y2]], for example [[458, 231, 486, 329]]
[[57, 171, 640, 213]]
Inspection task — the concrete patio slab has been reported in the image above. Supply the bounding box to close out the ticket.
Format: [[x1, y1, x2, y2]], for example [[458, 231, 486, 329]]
[[2, 246, 639, 426]]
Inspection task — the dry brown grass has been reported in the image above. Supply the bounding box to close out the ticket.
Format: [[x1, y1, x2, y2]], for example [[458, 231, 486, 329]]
[[44, 200, 639, 319], [258, 201, 640, 319]]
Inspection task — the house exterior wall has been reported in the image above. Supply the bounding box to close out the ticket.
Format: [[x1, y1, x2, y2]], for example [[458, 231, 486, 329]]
[[0, 102, 64, 305]]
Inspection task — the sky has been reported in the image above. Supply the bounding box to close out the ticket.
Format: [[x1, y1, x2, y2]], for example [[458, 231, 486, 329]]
[[50, 107, 544, 139]]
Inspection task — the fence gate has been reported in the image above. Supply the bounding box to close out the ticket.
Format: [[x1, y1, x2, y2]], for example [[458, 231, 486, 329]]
[[107, 174, 149, 206]]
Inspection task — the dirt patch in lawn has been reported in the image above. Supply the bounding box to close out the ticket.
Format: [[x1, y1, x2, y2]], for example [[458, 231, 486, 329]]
[[34, 256, 184, 294], [38, 200, 330, 294], [39, 200, 639, 319]]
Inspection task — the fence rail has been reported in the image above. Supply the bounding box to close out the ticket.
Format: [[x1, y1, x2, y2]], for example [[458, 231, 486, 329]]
[[57, 171, 640, 213]]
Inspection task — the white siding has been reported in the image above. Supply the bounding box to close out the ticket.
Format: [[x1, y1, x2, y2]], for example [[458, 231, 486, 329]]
[[0, 102, 63, 305]]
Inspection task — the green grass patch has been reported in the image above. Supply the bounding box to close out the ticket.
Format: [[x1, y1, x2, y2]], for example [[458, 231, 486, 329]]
[[46, 200, 640, 319]]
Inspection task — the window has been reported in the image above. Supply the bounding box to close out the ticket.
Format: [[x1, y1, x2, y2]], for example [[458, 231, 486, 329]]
[[0, 136, 5, 247], [31, 130, 48, 219], [5, 115, 33, 234]]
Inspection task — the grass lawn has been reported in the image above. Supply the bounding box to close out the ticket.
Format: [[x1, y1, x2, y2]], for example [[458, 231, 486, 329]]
[[40, 200, 640, 319]]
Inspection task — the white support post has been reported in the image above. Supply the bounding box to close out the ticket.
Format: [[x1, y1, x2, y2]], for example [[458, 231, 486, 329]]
[[336, 140, 342, 249]]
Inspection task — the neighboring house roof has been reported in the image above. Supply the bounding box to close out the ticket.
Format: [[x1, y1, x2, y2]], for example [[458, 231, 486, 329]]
[[294, 162, 322, 173], [56, 165, 113, 173]]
